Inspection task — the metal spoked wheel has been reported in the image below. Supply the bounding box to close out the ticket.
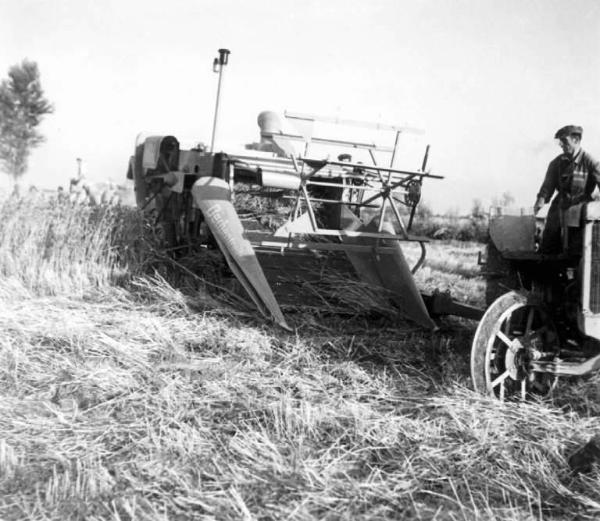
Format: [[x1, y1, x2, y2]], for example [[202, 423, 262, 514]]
[[471, 291, 558, 401]]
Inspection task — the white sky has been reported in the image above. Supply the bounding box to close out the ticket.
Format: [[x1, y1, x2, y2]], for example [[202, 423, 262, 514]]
[[1, 0, 599, 212]]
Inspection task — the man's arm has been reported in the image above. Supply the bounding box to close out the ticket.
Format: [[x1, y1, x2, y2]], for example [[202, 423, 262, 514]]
[[534, 160, 558, 213], [585, 152, 600, 192]]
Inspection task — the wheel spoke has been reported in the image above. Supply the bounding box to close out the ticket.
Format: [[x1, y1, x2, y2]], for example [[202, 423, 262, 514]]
[[491, 370, 510, 389], [496, 330, 513, 349], [525, 308, 535, 335], [504, 314, 512, 336]]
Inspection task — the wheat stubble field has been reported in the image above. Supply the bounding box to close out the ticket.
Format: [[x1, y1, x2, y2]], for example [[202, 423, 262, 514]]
[[0, 194, 600, 520]]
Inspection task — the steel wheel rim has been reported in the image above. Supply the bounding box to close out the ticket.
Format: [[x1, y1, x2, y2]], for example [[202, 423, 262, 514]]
[[479, 298, 556, 401]]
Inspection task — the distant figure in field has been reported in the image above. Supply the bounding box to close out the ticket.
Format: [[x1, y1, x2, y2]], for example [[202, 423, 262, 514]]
[[69, 171, 96, 205], [69, 176, 124, 206]]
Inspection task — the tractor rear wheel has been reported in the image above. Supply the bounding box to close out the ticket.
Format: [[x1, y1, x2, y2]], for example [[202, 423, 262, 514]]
[[471, 291, 558, 401]]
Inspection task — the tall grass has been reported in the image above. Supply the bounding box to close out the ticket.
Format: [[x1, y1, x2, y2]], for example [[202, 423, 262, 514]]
[[0, 194, 146, 295]]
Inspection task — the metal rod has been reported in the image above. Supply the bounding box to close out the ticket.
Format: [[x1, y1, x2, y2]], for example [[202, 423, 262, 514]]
[[388, 195, 409, 238], [389, 130, 401, 168], [358, 190, 385, 208], [264, 228, 424, 240], [289, 192, 302, 221], [377, 197, 388, 233], [368, 149, 378, 166], [306, 179, 407, 193], [284, 110, 425, 134], [407, 203, 418, 230], [269, 132, 392, 152], [255, 241, 399, 254], [301, 184, 319, 231], [281, 195, 380, 207], [210, 48, 230, 152], [228, 163, 235, 201], [210, 67, 224, 152], [411, 242, 427, 273], [300, 158, 444, 179], [389, 175, 419, 188], [421, 144, 431, 172]]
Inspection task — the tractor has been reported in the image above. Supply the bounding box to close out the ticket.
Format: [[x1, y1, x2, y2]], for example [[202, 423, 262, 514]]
[[474, 203, 600, 400]]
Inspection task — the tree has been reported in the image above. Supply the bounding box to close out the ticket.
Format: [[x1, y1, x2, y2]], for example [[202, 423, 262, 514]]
[[0, 60, 53, 185]]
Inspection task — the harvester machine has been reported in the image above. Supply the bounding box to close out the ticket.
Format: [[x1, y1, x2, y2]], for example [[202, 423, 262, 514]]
[[127, 49, 482, 330]]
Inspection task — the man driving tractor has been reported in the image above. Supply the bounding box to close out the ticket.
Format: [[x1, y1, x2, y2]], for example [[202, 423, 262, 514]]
[[534, 125, 600, 253]]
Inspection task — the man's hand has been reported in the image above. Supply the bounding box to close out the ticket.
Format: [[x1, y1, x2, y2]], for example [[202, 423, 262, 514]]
[[533, 197, 545, 214]]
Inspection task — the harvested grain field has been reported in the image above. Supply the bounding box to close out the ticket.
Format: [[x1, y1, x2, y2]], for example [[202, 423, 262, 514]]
[[0, 195, 599, 520]]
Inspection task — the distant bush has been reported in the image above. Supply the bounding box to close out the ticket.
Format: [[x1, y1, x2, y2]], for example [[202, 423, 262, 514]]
[[411, 214, 488, 243]]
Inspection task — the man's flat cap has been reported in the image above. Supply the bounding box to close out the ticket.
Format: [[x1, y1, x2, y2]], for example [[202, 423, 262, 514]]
[[555, 125, 583, 139]]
